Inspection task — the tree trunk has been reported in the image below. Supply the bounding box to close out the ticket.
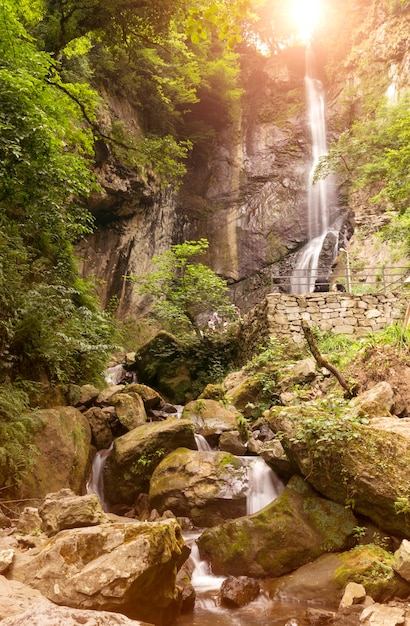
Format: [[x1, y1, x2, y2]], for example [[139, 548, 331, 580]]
[[301, 322, 359, 399]]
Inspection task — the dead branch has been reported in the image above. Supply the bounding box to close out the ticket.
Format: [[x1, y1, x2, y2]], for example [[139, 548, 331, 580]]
[[301, 322, 359, 399]]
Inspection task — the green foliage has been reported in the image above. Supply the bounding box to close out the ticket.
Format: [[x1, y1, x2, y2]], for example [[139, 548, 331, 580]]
[[394, 496, 410, 517], [129, 239, 234, 337], [0, 382, 42, 491], [361, 323, 410, 353], [284, 395, 369, 455], [186, 0, 258, 49], [315, 92, 410, 255], [236, 413, 251, 440], [0, 3, 116, 389], [109, 124, 192, 187], [244, 335, 305, 374]]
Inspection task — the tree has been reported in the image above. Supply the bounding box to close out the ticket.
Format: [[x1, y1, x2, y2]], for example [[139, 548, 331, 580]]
[[314, 92, 410, 254], [0, 2, 115, 386], [130, 239, 235, 337]]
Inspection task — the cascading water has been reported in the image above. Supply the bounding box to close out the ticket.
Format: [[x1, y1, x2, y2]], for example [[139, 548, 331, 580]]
[[178, 456, 286, 623], [246, 457, 285, 515], [290, 46, 339, 294], [86, 443, 113, 511]]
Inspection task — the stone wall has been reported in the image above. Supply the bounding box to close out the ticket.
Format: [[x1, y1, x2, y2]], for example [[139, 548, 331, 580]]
[[238, 292, 406, 360]]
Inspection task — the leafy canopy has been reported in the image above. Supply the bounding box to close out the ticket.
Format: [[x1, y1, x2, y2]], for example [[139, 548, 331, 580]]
[[0, 1, 115, 387], [129, 239, 234, 337]]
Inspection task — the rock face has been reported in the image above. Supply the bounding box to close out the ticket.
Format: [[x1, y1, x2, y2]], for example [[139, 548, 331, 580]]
[[75, 48, 330, 316], [9, 518, 188, 626], [103, 418, 196, 506], [149, 448, 249, 527], [75, 2, 410, 318], [197, 475, 357, 578]]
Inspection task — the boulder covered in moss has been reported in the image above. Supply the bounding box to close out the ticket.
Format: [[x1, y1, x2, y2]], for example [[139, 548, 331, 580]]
[[14, 407, 92, 500], [267, 405, 410, 538], [223, 369, 265, 418], [197, 475, 357, 578], [266, 545, 410, 609], [9, 518, 189, 626], [103, 418, 196, 507], [128, 331, 192, 404], [110, 391, 147, 430], [149, 448, 249, 527]]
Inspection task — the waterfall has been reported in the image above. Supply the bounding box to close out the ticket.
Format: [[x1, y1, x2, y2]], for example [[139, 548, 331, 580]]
[[290, 46, 339, 294], [195, 434, 212, 451], [86, 443, 113, 511], [246, 457, 284, 515]]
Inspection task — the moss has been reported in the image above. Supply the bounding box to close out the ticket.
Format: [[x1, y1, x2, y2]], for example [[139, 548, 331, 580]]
[[334, 545, 410, 601], [218, 452, 243, 468]]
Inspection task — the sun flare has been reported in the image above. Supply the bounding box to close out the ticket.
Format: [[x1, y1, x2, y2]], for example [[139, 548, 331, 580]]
[[290, 0, 322, 42]]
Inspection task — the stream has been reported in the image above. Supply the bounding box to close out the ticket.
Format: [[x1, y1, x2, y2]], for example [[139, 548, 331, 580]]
[[87, 438, 317, 625]]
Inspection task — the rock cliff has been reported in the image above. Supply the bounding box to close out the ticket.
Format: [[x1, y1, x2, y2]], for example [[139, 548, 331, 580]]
[[76, 0, 410, 318]]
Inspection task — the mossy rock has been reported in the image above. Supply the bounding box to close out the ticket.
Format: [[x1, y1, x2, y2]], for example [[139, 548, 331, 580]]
[[267, 407, 410, 538], [334, 545, 410, 602], [197, 475, 357, 578], [103, 418, 196, 506], [149, 448, 248, 527]]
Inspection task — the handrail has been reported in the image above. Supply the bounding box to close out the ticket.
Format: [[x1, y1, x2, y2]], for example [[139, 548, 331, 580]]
[[270, 266, 410, 294]]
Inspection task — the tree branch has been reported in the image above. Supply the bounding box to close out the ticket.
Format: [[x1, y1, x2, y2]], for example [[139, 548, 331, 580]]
[[301, 322, 359, 399]]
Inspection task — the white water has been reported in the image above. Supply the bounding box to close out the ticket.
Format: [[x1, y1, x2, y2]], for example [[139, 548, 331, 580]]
[[195, 434, 213, 451], [290, 47, 338, 294], [105, 364, 126, 385], [86, 443, 113, 511], [188, 457, 283, 588], [246, 457, 285, 515]]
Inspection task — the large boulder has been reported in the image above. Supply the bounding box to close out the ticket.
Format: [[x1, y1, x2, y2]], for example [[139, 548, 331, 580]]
[[110, 390, 147, 430], [182, 399, 240, 437], [350, 381, 395, 418], [9, 518, 189, 626], [103, 418, 196, 506], [83, 406, 114, 450], [266, 545, 410, 609], [219, 576, 260, 608], [125, 383, 164, 410], [0, 575, 51, 620], [129, 332, 192, 404], [222, 369, 266, 418], [149, 448, 249, 527], [267, 405, 410, 537], [0, 575, 151, 626], [197, 475, 357, 577], [1, 604, 151, 626], [15, 407, 91, 500], [38, 489, 109, 536]]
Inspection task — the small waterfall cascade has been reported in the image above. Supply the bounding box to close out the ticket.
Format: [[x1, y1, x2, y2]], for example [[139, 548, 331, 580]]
[[195, 434, 213, 451], [290, 46, 339, 294], [246, 457, 285, 515], [86, 443, 113, 511], [179, 458, 287, 624], [105, 363, 127, 385]]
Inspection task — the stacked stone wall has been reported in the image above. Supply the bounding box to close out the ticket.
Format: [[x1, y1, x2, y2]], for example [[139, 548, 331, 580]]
[[238, 292, 406, 361]]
